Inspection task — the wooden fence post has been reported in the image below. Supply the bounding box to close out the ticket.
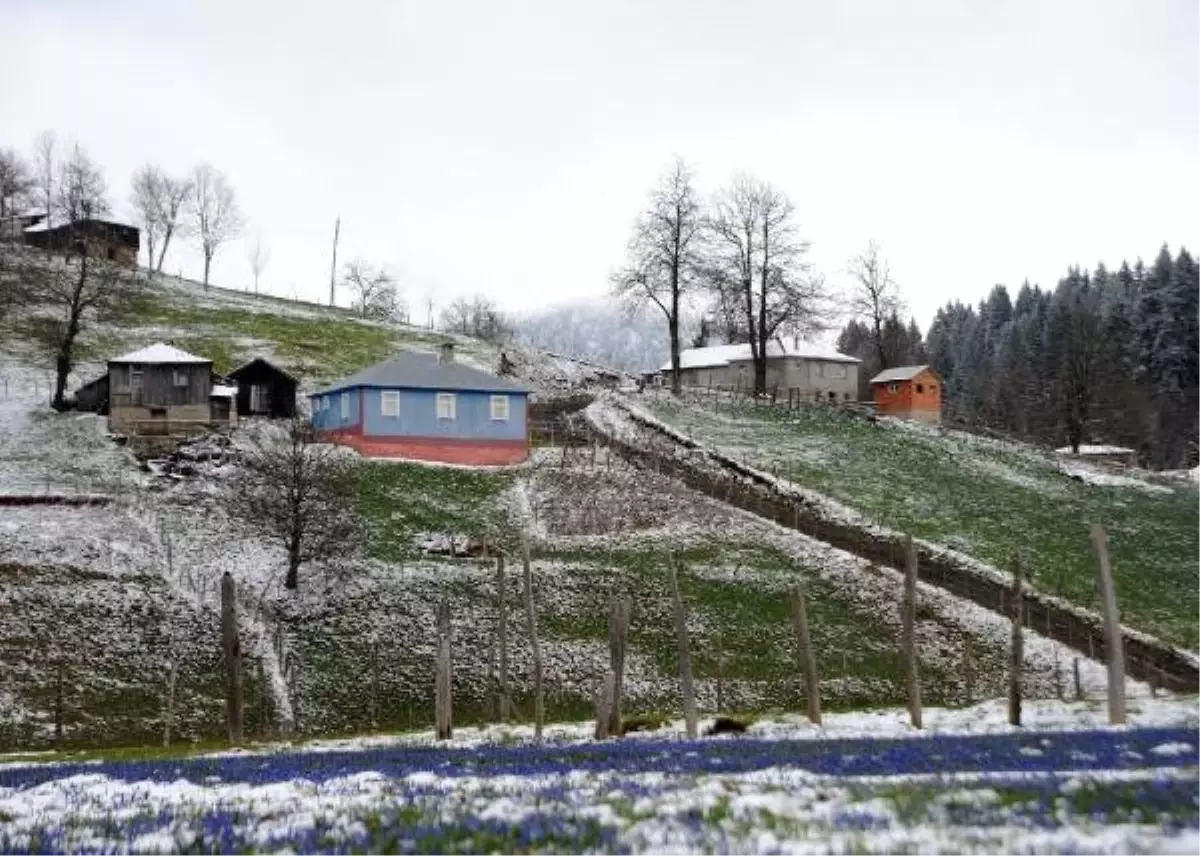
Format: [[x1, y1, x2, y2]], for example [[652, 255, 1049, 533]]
[[788, 584, 822, 725], [607, 596, 631, 737], [1073, 658, 1083, 701], [163, 660, 178, 748], [369, 635, 380, 732], [435, 599, 452, 740], [496, 555, 510, 723], [594, 669, 616, 740], [1090, 524, 1126, 725], [714, 631, 725, 714], [1009, 555, 1024, 727], [902, 537, 922, 729], [521, 533, 544, 740], [220, 572, 244, 745], [963, 637, 974, 706], [667, 552, 698, 739]]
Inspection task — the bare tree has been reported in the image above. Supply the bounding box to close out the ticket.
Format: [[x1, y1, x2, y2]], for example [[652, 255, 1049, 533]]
[[611, 157, 705, 396], [155, 174, 192, 273], [130, 164, 167, 270], [0, 148, 33, 217], [340, 259, 399, 319], [24, 246, 128, 410], [705, 174, 831, 394], [438, 294, 511, 342], [846, 240, 903, 370], [229, 418, 361, 590], [190, 163, 242, 288], [247, 233, 270, 294], [55, 143, 109, 229], [32, 130, 56, 230]]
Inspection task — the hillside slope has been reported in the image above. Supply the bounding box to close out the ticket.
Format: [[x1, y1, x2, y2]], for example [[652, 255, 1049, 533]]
[[642, 391, 1200, 651], [0, 253, 1173, 749]]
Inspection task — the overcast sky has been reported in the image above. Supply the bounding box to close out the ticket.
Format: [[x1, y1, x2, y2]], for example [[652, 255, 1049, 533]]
[[2, 0, 1197, 333]]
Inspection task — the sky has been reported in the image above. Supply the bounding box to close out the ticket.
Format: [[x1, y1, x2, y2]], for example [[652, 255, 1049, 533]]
[[2, 0, 1197, 335]]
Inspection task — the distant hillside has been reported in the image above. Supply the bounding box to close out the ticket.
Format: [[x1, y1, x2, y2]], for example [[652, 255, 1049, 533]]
[[513, 299, 682, 374]]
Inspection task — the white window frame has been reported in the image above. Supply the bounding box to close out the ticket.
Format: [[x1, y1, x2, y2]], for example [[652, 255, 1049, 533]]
[[490, 394, 510, 421], [340, 393, 350, 420], [436, 392, 457, 421], [381, 390, 400, 417], [887, 382, 899, 394]]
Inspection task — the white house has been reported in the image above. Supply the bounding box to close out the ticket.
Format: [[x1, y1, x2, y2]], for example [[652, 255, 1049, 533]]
[[658, 338, 861, 401]]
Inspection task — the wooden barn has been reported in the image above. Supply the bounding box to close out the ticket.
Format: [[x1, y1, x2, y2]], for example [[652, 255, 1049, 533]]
[[73, 374, 110, 415], [870, 365, 943, 424], [227, 358, 297, 419], [106, 343, 237, 437], [22, 217, 140, 267]]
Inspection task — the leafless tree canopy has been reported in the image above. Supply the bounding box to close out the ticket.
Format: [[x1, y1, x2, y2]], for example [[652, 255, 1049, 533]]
[[340, 259, 400, 320], [190, 163, 242, 287], [130, 164, 193, 273], [229, 418, 362, 590], [0, 148, 33, 217], [33, 130, 56, 229], [704, 174, 831, 393], [439, 294, 512, 343], [610, 157, 704, 395], [55, 143, 109, 227], [247, 233, 270, 294], [22, 250, 132, 410], [846, 240, 904, 370]]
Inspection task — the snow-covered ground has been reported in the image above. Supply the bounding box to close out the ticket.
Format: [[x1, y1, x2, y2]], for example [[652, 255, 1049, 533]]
[[1, 699, 1196, 854]]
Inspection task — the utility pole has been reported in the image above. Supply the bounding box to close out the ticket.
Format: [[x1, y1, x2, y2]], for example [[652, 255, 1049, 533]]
[[329, 215, 340, 307]]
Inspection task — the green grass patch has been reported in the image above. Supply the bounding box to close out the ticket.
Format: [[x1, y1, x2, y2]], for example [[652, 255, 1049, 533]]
[[649, 397, 1200, 649]]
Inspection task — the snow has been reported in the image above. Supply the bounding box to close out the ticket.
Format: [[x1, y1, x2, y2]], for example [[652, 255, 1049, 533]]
[[659, 341, 859, 372], [1059, 461, 1173, 494], [109, 342, 211, 364], [1055, 445, 1135, 456]]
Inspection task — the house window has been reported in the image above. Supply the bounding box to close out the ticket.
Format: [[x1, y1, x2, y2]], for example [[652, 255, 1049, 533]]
[[381, 390, 400, 417], [340, 393, 350, 420], [827, 364, 847, 380], [843, 392, 851, 401], [916, 383, 924, 393], [436, 392, 457, 420], [173, 369, 189, 387], [490, 394, 510, 421], [887, 383, 899, 394], [130, 367, 143, 390]]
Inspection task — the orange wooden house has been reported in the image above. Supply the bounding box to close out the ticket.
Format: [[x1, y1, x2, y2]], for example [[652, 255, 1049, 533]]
[[870, 365, 943, 424]]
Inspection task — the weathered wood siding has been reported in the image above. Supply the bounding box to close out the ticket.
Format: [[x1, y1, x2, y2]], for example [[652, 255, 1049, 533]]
[[108, 362, 211, 408]]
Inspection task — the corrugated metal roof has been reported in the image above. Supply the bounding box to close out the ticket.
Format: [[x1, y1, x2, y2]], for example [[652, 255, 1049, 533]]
[[869, 365, 933, 384], [109, 343, 211, 364], [659, 341, 860, 372], [313, 349, 528, 396]]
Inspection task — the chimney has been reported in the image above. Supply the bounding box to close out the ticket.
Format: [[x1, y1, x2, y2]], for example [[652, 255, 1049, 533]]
[[439, 342, 455, 364]]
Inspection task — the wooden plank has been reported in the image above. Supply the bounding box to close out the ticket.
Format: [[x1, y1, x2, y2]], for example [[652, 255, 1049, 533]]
[[667, 552, 698, 739], [1009, 555, 1024, 727], [1091, 524, 1126, 725], [221, 572, 244, 744], [521, 533, 544, 740], [902, 537, 922, 729], [435, 599, 453, 740], [788, 584, 822, 725]]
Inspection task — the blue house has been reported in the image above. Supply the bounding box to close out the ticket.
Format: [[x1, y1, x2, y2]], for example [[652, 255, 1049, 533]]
[[310, 343, 530, 465]]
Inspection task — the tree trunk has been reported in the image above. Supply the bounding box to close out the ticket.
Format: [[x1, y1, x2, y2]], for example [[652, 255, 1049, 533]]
[[203, 252, 212, 289], [51, 256, 87, 411], [221, 572, 244, 744], [285, 531, 301, 590], [156, 229, 173, 273]]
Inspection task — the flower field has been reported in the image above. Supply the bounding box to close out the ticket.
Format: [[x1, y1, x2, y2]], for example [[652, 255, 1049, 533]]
[[2, 721, 1196, 854]]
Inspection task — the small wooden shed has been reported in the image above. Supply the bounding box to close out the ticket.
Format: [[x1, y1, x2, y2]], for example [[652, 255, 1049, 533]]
[[870, 365, 943, 424], [227, 358, 297, 419]]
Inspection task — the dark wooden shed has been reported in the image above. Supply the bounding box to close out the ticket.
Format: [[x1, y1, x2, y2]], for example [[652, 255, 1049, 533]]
[[227, 358, 297, 419], [74, 374, 110, 415]]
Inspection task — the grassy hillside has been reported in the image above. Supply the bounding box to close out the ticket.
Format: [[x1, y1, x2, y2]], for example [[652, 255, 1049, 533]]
[[645, 394, 1200, 650]]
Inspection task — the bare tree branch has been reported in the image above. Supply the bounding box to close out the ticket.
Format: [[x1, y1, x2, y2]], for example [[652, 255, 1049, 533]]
[[846, 240, 904, 370], [340, 259, 400, 320], [247, 233, 270, 294]]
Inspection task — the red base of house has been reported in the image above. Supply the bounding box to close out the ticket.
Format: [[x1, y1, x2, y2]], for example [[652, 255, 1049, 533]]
[[321, 429, 529, 465]]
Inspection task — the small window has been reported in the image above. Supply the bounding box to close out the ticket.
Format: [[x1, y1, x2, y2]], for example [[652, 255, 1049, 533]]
[[887, 382, 899, 394], [916, 383, 924, 394], [381, 390, 400, 417], [436, 392, 457, 420], [929, 384, 938, 393], [490, 394, 510, 421], [340, 393, 350, 420], [130, 367, 144, 388], [173, 369, 189, 387]]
